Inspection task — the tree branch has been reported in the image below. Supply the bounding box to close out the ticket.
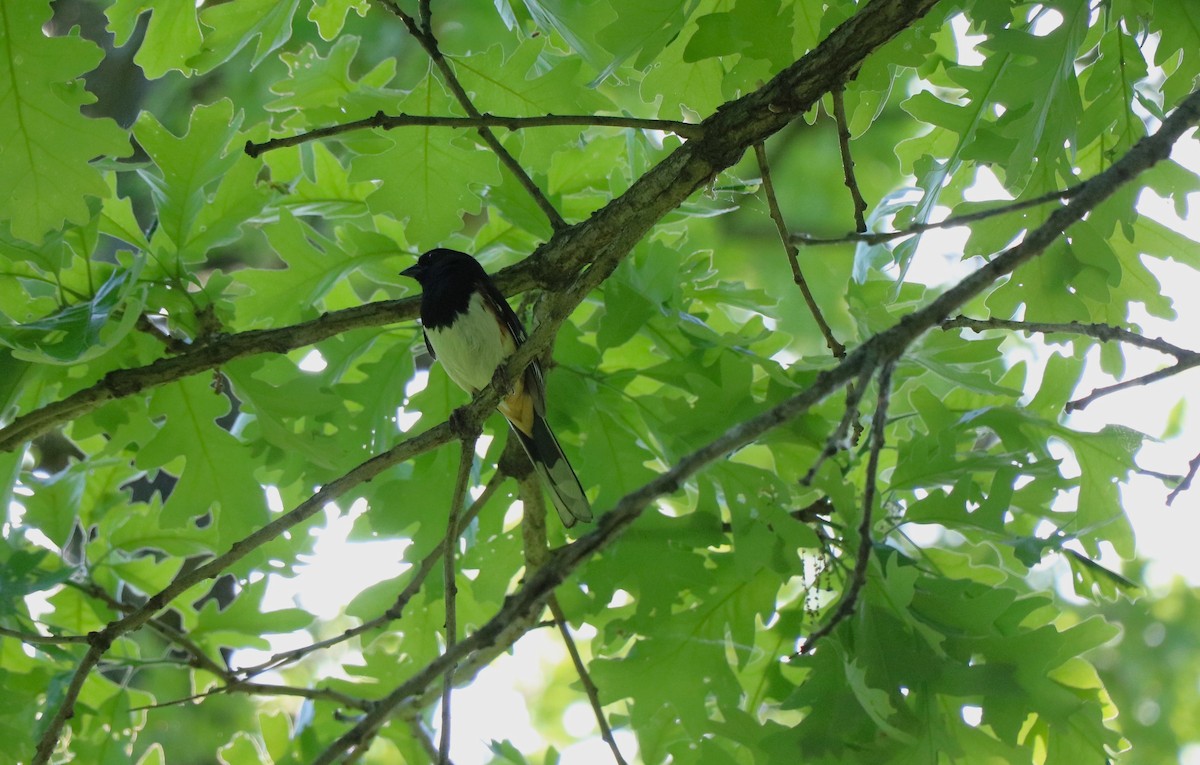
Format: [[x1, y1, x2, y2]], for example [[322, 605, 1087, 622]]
[[377, 0, 568, 231], [32, 424, 453, 765], [791, 183, 1086, 247], [1066, 360, 1200, 413], [244, 113, 702, 157], [515, 470, 629, 765], [32, 10, 1200, 760], [942, 316, 1197, 359], [0, 624, 91, 645], [754, 141, 845, 357], [439, 437, 477, 764], [549, 596, 628, 765], [1, 0, 944, 456], [234, 469, 506, 679], [129, 678, 370, 713], [801, 362, 875, 485], [796, 360, 894, 656], [1167, 451, 1200, 506], [830, 85, 868, 232], [941, 314, 1200, 418], [306, 85, 1200, 760]]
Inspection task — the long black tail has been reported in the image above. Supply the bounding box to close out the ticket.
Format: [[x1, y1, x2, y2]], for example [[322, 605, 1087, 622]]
[[512, 414, 592, 527]]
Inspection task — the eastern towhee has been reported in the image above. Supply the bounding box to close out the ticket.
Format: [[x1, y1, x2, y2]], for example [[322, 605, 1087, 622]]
[[401, 248, 593, 527]]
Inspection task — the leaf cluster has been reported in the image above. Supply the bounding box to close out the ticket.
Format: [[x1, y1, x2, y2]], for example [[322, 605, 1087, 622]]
[[1, 1, 1199, 764]]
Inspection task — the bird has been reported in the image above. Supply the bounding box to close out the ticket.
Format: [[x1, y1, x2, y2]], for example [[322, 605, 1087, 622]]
[[401, 248, 593, 527]]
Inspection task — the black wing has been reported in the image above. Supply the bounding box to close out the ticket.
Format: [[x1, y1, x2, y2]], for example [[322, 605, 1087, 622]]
[[477, 276, 547, 414]]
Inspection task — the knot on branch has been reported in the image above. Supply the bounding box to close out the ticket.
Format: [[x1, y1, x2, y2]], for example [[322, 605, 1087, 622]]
[[87, 629, 113, 652], [448, 406, 483, 442]]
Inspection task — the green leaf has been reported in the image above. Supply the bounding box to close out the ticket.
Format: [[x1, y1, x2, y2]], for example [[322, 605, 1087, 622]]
[[18, 469, 84, 549], [106, 0, 203, 78], [843, 656, 916, 744], [0, 0, 130, 242], [1052, 424, 1141, 558], [684, 0, 794, 68], [454, 40, 614, 116], [981, 1, 1089, 188], [134, 100, 252, 262], [0, 261, 145, 364], [594, 0, 694, 77], [641, 50, 725, 121], [308, 0, 370, 41], [232, 213, 376, 326], [191, 0, 301, 74], [1064, 549, 1139, 601], [1153, 0, 1200, 105], [134, 377, 269, 548], [192, 578, 313, 646], [268, 35, 393, 120], [350, 129, 502, 249]]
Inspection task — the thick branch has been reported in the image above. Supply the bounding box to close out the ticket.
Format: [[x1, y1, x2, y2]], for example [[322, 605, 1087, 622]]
[[0, 258, 556, 454]]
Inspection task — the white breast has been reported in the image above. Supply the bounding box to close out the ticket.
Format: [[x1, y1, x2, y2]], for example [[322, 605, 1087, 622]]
[[425, 292, 515, 393]]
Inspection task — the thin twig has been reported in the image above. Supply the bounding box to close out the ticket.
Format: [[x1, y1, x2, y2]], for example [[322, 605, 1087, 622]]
[[801, 363, 875, 485], [244, 113, 702, 157], [70, 581, 228, 677], [235, 470, 506, 679], [378, 0, 567, 231], [796, 360, 894, 656], [830, 86, 869, 232], [791, 184, 1087, 247], [0, 624, 91, 645], [1066, 359, 1200, 412], [514, 469, 627, 763], [439, 437, 477, 764], [1167, 451, 1200, 506], [71, 581, 370, 711], [129, 679, 369, 712], [549, 597, 629, 765], [942, 316, 1196, 359], [753, 142, 845, 357], [944, 311, 1200, 416], [408, 715, 449, 765]]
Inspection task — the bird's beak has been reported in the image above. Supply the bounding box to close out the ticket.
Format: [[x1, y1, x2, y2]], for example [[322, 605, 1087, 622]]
[[400, 264, 422, 280]]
